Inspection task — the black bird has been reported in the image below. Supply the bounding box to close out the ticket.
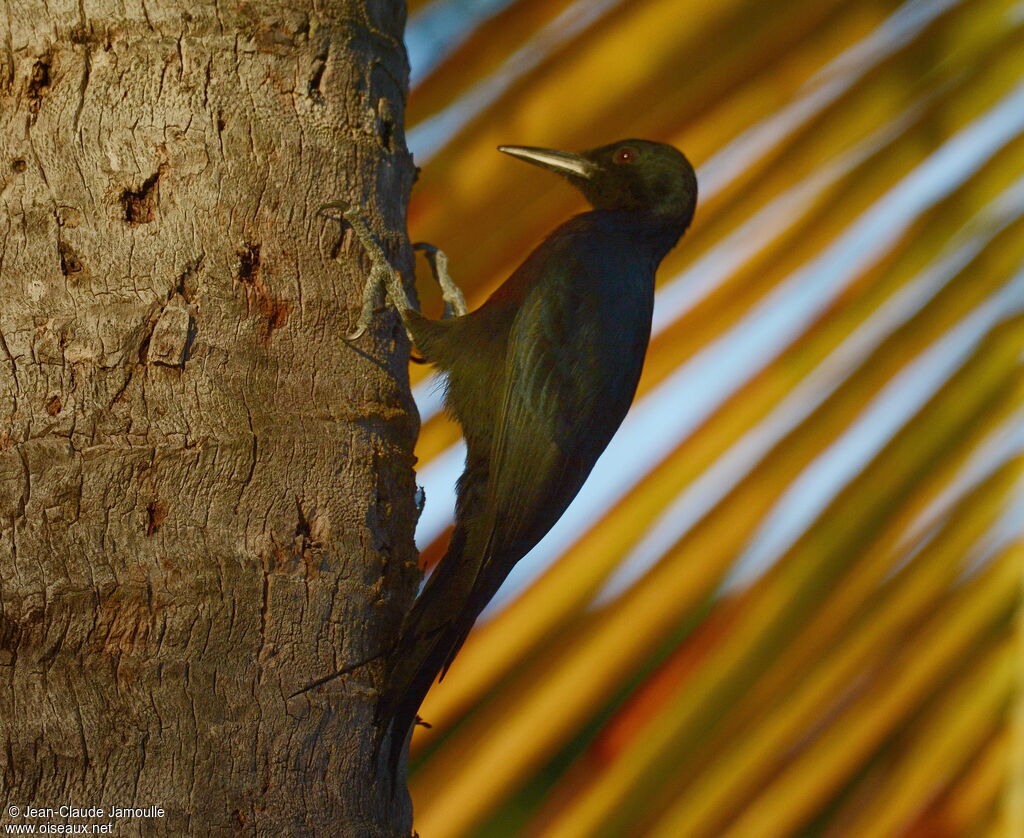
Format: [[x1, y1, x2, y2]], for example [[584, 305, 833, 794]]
[[328, 139, 697, 785]]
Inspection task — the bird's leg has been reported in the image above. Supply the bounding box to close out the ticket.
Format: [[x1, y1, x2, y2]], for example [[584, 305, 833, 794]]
[[321, 200, 418, 341], [413, 243, 468, 319]]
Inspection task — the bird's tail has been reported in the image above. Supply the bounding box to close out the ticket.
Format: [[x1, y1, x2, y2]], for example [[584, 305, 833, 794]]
[[374, 522, 480, 788]]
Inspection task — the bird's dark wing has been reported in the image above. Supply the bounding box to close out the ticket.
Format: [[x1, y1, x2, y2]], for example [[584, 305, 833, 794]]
[[483, 289, 601, 544], [437, 267, 647, 678], [487, 238, 654, 542]]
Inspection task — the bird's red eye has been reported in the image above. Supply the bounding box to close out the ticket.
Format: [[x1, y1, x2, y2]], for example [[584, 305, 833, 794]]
[[613, 147, 637, 164]]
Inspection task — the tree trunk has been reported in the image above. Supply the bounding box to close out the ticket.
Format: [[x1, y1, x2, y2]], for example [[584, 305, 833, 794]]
[[0, 1, 419, 835]]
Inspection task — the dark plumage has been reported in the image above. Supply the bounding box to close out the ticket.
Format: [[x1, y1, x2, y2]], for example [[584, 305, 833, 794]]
[[374, 138, 698, 784]]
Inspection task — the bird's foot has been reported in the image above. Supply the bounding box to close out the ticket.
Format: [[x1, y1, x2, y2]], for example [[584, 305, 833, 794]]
[[345, 262, 390, 342], [414, 243, 468, 319], [318, 199, 350, 222], [320, 200, 414, 341]]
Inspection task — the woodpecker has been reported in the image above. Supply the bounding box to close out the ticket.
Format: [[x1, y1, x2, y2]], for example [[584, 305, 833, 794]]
[[324, 139, 697, 785]]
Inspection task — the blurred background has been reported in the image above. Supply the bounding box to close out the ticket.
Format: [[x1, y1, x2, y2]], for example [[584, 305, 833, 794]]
[[398, 0, 1024, 835]]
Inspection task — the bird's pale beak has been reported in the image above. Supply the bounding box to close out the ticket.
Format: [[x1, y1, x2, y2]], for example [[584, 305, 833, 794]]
[[498, 145, 594, 179]]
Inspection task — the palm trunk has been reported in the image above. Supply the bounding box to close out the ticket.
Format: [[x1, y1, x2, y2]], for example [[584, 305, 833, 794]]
[[0, 1, 419, 834]]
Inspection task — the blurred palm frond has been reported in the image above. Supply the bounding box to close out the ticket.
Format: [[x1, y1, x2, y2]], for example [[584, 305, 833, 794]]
[[402, 1, 1024, 835]]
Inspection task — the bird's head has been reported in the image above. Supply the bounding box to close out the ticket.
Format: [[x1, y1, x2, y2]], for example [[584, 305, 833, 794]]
[[498, 139, 697, 229]]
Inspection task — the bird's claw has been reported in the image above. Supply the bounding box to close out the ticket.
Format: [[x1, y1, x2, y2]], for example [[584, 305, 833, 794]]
[[414, 242, 468, 319], [322, 202, 469, 344], [318, 200, 350, 221], [321, 199, 392, 341], [319, 199, 377, 241], [343, 263, 389, 342]]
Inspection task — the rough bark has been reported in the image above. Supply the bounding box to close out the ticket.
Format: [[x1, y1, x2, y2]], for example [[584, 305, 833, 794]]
[[0, 1, 419, 835]]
